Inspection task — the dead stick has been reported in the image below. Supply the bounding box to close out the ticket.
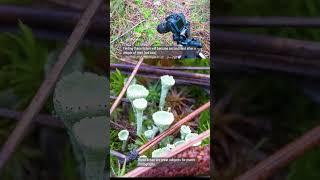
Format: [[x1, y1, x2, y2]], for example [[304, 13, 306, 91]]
[[117, 70, 210, 87], [236, 125, 320, 180], [110, 58, 144, 114], [111, 63, 210, 80], [0, 108, 63, 128], [0, 0, 103, 170], [215, 29, 320, 59], [124, 130, 210, 177], [138, 102, 210, 155]]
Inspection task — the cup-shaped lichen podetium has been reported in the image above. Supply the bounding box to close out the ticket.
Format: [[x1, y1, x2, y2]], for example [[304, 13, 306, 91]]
[[152, 111, 174, 133], [126, 84, 149, 103], [53, 71, 107, 130], [185, 133, 202, 146], [144, 129, 155, 141], [132, 98, 148, 136], [73, 116, 107, 180], [53, 71, 107, 171], [151, 147, 171, 158], [159, 75, 175, 110], [118, 130, 129, 152], [180, 125, 192, 140]]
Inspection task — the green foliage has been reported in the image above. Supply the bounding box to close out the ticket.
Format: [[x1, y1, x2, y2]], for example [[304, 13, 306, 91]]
[[0, 21, 48, 109], [141, 7, 152, 19], [188, 86, 210, 106], [134, 0, 142, 5], [198, 110, 210, 146], [110, 0, 126, 17], [198, 109, 210, 146], [190, 0, 210, 22], [159, 135, 174, 147], [146, 81, 161, 104], [110, 69, 126, 96], [0, 119, 42, 179], [287, 147, 320, 180], [110, 129, 122, 151], [135, 134, 149, 147], [198, 109, 210, 133], [179, 59, 210, 74], [110, 156, 126, 177]]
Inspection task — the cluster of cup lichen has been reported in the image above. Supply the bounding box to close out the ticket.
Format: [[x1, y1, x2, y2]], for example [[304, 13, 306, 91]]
[[53, 71, 107, 180], [118, 75, 202, 158]]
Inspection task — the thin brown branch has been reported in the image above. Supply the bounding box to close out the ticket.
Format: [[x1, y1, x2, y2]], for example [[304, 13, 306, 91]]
[[0, 108, 63, 128], [111, 63, 210, 80], [0, 0, 103, 170], [116, 71, 210, 87], [138, 102, 210, 155], [236, 125, 320, 180], [124, 130, 210, 177], [110, 58, 144, 114], [215, 30, 320, 59]]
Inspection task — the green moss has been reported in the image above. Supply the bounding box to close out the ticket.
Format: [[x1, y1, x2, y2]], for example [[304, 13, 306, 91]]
[[287, 147, 320, 180]]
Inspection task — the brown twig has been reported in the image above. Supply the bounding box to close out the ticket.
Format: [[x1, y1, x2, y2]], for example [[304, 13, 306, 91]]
[[138, 102, 210, 155], [110, 96, 130, 103], [215, 29, 320, 59], [111, 63, 210, 80], [236, 125, 320, 180], [0, 0, 103, 170], [117, 70, 210, 87], [124, 130, 210, 177], [0, 5, 105, 36], [153, 66, 210, 71], [0, 108, 63, 128], [215, 50, 320, 77], [110, 58, 144, 114]]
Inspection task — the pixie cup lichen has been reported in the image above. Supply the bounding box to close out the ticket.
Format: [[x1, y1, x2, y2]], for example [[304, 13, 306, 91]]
[[185, 133, 202, 146], [144, 129, 155, 141], [126, 84, 149, 103], [159, 75, 175, 110], [151, 147, 171, 158], [180, 125, 192, 140], [118, 130, 129, 152], [73, 116, 107, 180], [132, 98, 148, 136], [152, 111, 174, 133]]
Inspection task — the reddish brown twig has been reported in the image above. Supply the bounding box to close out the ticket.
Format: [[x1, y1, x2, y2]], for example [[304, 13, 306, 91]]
[[124, 130, 210, 177], [117, 70, 210, 87], [236, 125, 320, 180], [0, 0, 103, 170], [215, 30, 320, 59], [111, 63, 210, 80], [138, 102, 210, 155], [110, 58, 144, 114], [0, 108, 63, 128]]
